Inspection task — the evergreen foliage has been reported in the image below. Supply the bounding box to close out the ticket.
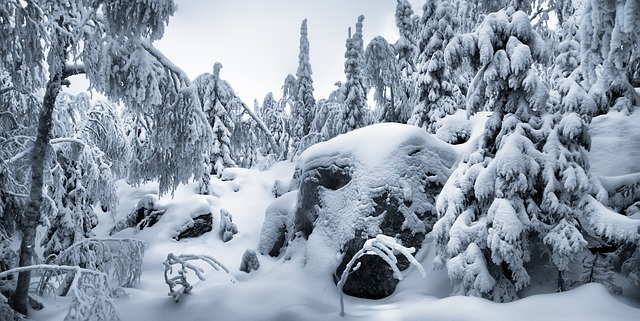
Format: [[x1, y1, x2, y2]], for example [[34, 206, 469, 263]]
[[411, 0, 463, 132], [340, 15, 371, 134]]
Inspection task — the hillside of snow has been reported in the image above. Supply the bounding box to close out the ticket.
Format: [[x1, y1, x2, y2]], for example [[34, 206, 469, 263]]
[[30, 110, 640, 321]]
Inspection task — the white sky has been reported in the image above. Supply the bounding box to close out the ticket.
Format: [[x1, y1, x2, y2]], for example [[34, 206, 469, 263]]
[[154, 0, 424, 105]]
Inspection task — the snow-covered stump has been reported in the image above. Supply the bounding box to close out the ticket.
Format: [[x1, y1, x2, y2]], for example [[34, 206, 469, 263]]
[[239, 249, 260, 273], [162, 253, 232, 302], [337, 235, 426, 317], [220, 209, 238, 242]]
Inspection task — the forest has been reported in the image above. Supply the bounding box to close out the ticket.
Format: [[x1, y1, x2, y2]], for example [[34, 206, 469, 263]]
[[0, 0, 639, 320]]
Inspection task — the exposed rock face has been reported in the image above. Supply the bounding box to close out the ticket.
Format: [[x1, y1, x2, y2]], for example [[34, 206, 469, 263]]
[[175, 213, 213, 241], [259, 123, 459, 299]]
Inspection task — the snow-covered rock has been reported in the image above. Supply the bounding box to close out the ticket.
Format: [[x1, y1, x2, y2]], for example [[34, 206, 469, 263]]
[[259, 123, 458, 298]]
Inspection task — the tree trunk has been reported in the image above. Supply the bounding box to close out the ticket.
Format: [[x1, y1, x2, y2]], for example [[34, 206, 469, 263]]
[[12, 76, 61, 315]]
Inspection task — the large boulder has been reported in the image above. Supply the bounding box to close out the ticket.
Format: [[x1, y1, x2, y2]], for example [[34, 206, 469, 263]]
[[259, 123, 458, 299]]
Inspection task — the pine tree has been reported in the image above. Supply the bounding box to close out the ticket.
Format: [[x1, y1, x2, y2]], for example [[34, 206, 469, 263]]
[[340, 15, 371, 134]]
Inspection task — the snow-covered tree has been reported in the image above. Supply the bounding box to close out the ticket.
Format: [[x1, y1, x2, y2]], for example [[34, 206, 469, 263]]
[[394, 0, 420, 124], [435, 8, 550, 301], [194, 63, 238, 178], [260, 92, 289, 157], [41, 94, 129, 258], [291, 19, 317, 156], [0, 0, 211, 314], [364, 36, 401, 123], [411, 0, 463, 132], [580, 0, 640, 114], [340, 15, 371, 134]]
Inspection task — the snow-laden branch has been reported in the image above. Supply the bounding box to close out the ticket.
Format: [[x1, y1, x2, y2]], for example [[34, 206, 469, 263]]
[[337, 235, 426, 316], [163, 253, 233, 302], [582, 195, 640, 243], [240, 101, 283, 158]]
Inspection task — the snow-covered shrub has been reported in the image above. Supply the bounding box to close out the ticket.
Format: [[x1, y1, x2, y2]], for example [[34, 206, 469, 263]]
[[50, 238, 146, 288], [163, 253, 231, 302], [220, 209, 238, 242], [239, 249, 260, 273], [0, 265, 119, 321], [337, 235, 425, 316]]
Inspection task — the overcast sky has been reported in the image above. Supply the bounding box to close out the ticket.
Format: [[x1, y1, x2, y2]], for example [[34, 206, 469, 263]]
[[154, 0, 424, 105]]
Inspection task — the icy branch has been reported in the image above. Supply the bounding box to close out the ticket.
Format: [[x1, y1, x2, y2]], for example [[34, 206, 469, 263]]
[[163, 253, 233, 302], [337, 235, 425, 316]]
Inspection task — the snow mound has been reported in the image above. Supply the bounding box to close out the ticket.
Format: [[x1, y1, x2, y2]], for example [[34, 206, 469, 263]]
[[589, 109, 640, 176]]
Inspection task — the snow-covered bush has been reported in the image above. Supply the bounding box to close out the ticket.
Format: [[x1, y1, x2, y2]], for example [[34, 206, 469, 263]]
[[162, 253, 231, 302], [0, 265, 119, 321], [50, 238, 146, 288], [337, 235, 425, 316], [220, 209, 238, 242], [239, 249, 260, 273]]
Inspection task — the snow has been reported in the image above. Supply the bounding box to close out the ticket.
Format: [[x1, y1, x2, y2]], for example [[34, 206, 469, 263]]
[[299, 122, 458, 169], [588, 109, 640, 176], [27, 120, 640, 321]]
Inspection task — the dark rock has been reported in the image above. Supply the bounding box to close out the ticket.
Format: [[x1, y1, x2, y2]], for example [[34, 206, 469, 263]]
[[240, 249, 260, 273], [109, 194, 164, 235], [175, 213, 213, 241], [259, 124, 459, 299], [294, 164, 351, 237], [334, 236, 399, 299]]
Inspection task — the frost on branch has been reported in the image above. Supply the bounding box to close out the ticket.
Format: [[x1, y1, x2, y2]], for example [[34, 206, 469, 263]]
[[163, 253, 232, 302], [337, 235, 425, 316]]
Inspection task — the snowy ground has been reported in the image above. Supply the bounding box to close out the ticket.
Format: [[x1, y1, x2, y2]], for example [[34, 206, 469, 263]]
[[30, 110, 640, 321]]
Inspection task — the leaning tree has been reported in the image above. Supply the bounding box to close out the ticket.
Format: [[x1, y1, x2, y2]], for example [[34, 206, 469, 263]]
[[0, 0, 217, 315]]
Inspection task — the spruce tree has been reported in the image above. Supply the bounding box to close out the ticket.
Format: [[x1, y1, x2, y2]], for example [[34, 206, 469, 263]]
[[435, 7, 550, 301], [291, 19, 316, 155], [394, 0, 419, 124], [340, 15, 370, 134], [411, 0, 463, 132], [194, 63, 238, 178]]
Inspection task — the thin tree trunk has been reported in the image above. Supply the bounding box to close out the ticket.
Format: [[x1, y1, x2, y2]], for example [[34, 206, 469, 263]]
[[13, 76, 61, 315]]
